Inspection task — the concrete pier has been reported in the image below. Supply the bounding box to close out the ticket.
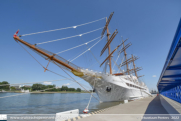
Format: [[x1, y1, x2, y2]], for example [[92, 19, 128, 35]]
[[75, 95, 181, 121]]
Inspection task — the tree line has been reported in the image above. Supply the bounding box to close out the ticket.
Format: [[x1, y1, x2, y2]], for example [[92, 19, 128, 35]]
[[0, 81, 81, 92], [31, 84, 81, 92], [0, 81, 10, 90]]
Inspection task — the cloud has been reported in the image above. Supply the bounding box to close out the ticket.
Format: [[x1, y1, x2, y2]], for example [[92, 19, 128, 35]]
[[63, 83, 70, 86], [43, 82, 52, 85], [152, 75, 156, 77]]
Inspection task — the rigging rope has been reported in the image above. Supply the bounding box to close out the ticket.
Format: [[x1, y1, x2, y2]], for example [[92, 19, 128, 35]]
[[74, 28, 101, 65], [74, 28, 89, 67], [56, 36, 101, 54], [21, 17, 106, 37], [88, 58, 104, 69], [54, 61, 99, 101], [17, 38, 99, 101], [117, 56, 124, 73], [46, 69, 92, 90], [88, 49, 100, 65], [17, 42, 75, 79], [112, 46, 123, 70], [36, 27, 104, 45], [84, 76, 96, 113], [111, 58, 122, 73], [87, 76, 96, 109], [70, 36, 105, 62]]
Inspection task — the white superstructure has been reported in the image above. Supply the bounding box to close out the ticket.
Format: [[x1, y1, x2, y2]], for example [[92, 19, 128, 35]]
[[80, 69, 151, 102]]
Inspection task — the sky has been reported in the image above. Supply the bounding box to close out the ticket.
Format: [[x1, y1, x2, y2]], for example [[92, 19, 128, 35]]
[[0, 0, 181, 91]]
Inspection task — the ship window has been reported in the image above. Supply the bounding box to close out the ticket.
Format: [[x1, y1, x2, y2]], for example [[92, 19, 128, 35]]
[[126, 83, 129, 86]]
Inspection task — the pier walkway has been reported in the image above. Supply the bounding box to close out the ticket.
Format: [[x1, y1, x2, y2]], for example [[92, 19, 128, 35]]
[[76, 95, 181, 121]]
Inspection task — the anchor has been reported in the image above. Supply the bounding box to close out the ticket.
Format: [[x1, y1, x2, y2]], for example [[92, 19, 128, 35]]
[[106, 87, 111, 92]]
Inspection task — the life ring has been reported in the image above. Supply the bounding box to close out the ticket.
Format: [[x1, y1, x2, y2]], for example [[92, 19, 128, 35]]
[[83, 108, 89, 113]]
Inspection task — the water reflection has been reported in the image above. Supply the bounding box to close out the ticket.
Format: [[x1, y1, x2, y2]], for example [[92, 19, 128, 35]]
[[0, 93, 121, 114]]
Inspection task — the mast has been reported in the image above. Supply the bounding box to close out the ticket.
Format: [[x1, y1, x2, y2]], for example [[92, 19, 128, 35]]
[[106, 17, 112, 74], [121, 54, 142, 76], [131, 54, 144, 79], [100, 12, 115, 74], [118, 39, 143, 77], [122, 37, 129, 75], [132, 54, 137, 77]]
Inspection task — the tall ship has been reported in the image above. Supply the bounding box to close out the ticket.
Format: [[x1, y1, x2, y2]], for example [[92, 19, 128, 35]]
[[13, 12, 151, 102]]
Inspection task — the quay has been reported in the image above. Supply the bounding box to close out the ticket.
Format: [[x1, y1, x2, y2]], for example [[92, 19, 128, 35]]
[[71, 95, 181, 121]]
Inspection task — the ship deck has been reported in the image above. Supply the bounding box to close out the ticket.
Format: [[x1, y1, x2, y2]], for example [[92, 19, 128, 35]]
[[75, 95, 181, 121]]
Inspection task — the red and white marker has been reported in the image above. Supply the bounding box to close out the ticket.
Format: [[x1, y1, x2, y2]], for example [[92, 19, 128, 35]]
[[83, 108, 89, 114], [13, 29, 19, 37]]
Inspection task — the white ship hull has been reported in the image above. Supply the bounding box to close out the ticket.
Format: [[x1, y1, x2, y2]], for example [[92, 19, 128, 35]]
[[80, 69, 151, 102]]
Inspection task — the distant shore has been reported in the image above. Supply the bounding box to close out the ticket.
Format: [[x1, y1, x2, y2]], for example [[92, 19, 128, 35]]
[[1, 91, 92, 93], [30, 91, 91, 93]]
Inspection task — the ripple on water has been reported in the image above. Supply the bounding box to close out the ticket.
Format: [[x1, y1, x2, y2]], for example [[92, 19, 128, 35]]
[[0, 93, 121, 114]]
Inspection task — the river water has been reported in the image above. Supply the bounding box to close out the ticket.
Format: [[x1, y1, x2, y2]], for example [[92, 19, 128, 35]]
[[0, 93, 121, 114]]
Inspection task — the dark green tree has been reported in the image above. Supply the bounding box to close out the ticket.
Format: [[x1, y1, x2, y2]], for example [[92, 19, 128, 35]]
[[68, 88, 75, 91], [46, 85, 55, 89], [76, 88, 81, 92], [0, 81, 10, 90], [61, 86, 68, 91], [57, 88, 62, 91], [32, 84, 45, 91], [21, 86, 31, 90], [10, 86, 16, 90]]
